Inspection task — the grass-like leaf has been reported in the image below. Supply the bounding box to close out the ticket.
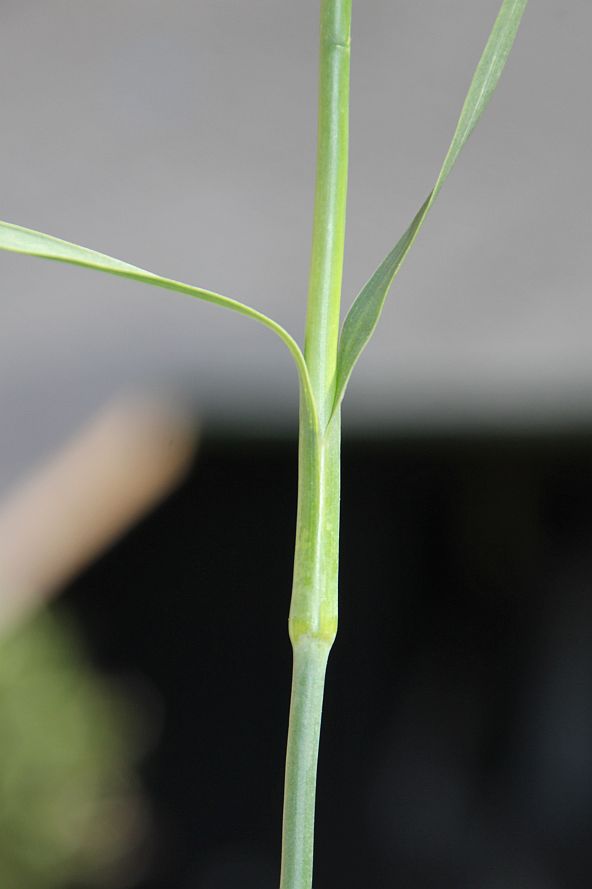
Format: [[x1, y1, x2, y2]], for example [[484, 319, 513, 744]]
[[0, 219, 318, 431], [332, 0, 528, 417]]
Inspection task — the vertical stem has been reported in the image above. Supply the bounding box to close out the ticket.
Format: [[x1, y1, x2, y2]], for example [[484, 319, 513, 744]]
[[304, 0, 352, 428], [280, 637, 331, 889], [280, 2, 351, 889], [281, 411, 340, 889]]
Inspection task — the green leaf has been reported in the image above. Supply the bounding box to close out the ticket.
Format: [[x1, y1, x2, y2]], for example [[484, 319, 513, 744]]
[[333, 0, 528, 416], [0, 219, 318, 431]]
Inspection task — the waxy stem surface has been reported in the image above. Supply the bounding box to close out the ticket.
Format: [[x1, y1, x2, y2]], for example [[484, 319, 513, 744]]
[[280, 1, 351, 888]]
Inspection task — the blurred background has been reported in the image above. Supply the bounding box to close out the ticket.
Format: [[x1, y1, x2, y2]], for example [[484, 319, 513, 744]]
[[1, 1, 591, 887]]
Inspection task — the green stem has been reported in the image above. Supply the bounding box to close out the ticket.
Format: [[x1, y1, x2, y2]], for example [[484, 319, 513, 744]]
[[280, 2, 351, 888], [280, 637, 331, 889], [304, 0, 352, 428]]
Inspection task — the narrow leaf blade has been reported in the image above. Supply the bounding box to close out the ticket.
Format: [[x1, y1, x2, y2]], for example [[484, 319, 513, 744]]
[[333, 0, 528, 414], [1, 218, 259, 316], [0, 218, 319, 431]]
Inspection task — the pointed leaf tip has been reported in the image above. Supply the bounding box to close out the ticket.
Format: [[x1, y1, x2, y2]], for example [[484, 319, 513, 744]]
[[332, 0, 528, 416]]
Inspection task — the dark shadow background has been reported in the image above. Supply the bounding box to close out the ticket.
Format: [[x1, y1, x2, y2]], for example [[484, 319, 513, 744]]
[[60, 429, 592, 889]]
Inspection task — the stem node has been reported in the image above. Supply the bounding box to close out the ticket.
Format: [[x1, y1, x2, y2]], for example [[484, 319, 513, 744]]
[[280, 3, 351, 888]]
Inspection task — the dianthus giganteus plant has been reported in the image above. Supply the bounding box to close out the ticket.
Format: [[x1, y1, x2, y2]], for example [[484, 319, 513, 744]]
[[0, 2, 528, 886]]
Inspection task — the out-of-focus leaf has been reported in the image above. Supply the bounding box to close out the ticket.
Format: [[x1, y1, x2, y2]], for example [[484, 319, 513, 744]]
[[0, 611, 145, 888]]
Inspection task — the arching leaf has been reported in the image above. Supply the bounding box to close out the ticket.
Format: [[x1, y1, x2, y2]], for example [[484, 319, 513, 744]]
[[0, 219, 318, 432]]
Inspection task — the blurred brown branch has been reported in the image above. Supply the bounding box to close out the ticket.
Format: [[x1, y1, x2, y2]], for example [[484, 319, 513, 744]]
[[0, 393, 198, 632]]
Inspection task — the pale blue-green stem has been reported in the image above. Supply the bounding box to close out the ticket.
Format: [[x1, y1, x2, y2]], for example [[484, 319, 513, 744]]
[[280, 2, 351, 888]]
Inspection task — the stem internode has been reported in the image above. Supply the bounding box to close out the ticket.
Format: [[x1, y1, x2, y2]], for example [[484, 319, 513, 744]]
[[280, 2, 352, 888]]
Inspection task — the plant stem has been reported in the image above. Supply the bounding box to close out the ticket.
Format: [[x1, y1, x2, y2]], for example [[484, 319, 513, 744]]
[[304, 0, 352, 428], [280, 2, 351, 888], [280, 636, 331, 889]]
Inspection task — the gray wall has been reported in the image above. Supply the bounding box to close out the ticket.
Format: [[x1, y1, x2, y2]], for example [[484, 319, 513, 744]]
[[0, 1, 589, 484]]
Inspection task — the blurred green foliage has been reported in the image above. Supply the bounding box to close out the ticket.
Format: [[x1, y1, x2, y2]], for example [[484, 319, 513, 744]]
[[0, 611, 144, 888]]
